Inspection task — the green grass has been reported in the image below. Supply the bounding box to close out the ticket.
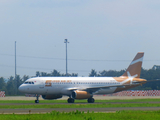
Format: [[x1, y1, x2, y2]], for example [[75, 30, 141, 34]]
[[0, 110, 160, 120], [0, 99, 160, 119], [0, 103, 160, 109]]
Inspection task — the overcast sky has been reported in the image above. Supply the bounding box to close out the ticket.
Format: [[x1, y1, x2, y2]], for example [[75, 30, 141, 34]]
[[0, 0, 160, 78]]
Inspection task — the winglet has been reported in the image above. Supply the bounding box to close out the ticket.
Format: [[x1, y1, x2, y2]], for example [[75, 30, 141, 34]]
[[121, 52, 144, 78]]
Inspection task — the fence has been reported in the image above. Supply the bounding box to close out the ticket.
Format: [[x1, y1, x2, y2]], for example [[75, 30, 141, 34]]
[[0, 91, 5, 97], [105, 90, 160, 96]]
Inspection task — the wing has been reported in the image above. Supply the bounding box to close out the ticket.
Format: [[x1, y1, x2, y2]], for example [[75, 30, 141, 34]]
[[65, 79, 159, 94], [66, 84, 126, 94]]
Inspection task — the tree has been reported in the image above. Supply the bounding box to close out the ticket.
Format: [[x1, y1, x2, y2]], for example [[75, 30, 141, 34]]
[[36, 71, 40, 77], [41, 72, 48, 76], [51, 69, 61, 76], [68, 73, 78, 77], [0, 77, 6, 90], [89, 69, 97, 77], [6, 76, 16, 95], [98, 70, 125, 77]]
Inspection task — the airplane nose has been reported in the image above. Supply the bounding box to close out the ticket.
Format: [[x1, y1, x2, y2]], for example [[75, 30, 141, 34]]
[[18, 85, 25, 93]]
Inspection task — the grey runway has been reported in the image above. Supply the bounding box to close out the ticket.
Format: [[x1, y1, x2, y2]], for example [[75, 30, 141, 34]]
[[1, 96, 160, 100], [0, 101, 160, 105]]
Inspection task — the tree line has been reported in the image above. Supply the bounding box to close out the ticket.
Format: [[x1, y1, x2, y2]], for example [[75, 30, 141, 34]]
[[0, 68, 160, 96], [0, 70, 78, 96]]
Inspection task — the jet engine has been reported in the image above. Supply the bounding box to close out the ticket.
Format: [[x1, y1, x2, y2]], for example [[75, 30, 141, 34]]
[[42, 95, 62, 100], [71, 90, 92, 99]]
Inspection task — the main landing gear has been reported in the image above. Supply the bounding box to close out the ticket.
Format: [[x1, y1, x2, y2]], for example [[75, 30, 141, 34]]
[[67, 97, 95, 103], [87, 97, 95, 103], [67, 98, 75, 103], [35, 94, 39, 103]]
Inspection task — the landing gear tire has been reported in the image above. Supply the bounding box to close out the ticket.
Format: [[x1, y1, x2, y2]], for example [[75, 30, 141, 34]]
[[35, 100, 39, 103], [87, 98, 95, 103], [35, 94, 39, 103], [67, 98, 75, 103]]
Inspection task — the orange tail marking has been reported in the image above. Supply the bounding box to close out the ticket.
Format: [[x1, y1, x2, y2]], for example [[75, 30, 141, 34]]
[[121, 52, 144, 78]]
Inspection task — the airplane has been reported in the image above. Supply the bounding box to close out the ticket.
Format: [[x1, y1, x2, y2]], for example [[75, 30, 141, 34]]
[[18, 52, 147, 103]]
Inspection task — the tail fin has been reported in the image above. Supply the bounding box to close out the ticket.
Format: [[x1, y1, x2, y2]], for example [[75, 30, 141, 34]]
[[121, 52, 144, 78]]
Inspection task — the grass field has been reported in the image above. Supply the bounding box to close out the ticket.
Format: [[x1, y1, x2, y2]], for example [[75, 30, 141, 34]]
[[1, 103, 160, 109], [0, 110, 160, 120], [0, 99, 160, 119]]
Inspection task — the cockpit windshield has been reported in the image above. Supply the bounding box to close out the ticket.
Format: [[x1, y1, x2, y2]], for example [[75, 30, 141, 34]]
[[24, 81, 34, 84]]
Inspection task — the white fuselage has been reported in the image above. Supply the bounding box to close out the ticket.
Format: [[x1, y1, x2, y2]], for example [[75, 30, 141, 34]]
[[19, 77, 127, 96]]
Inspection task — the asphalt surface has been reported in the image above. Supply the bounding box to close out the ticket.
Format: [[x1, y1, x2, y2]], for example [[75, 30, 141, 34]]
[[1, 96, 160, 100], [0, 101, 160, 105]]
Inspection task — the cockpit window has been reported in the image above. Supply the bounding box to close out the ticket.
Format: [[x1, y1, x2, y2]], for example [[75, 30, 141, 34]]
[[24, 81, 34, 84]]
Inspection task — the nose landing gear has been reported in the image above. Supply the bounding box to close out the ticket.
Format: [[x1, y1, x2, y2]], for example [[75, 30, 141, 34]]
[[35, 94, 39, 103]]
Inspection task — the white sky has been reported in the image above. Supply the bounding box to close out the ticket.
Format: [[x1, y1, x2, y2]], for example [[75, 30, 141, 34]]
[[0, 0, 160, 78]]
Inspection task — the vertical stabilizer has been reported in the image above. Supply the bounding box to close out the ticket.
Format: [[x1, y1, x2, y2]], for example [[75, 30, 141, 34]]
[[121, 52, 144, 78]]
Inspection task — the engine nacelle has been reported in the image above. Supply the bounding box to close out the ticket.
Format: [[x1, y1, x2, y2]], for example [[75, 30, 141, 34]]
[[71, 90, 92, 99], [42, 95, 62, 100]]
